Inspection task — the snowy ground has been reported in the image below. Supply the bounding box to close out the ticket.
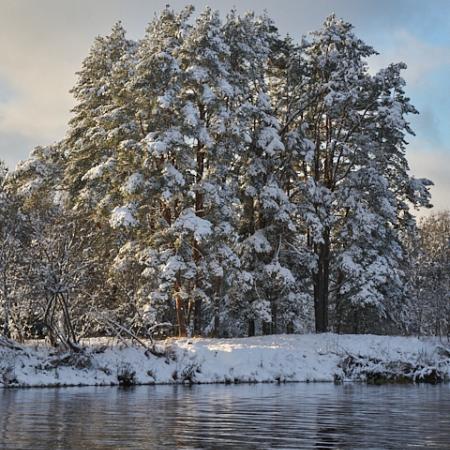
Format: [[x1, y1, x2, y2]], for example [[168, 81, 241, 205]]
[[1, 334, 449, 388]]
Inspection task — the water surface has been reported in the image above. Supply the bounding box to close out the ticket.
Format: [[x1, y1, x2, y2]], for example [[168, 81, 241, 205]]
[[0, 383, 449, 449]]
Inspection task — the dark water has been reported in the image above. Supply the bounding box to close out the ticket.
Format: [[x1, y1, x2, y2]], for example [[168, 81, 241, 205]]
[[0, 383, 449, 449]]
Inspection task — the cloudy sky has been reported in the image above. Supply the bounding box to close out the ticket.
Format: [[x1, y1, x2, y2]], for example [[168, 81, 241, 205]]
[[0, 0, 449, 215]]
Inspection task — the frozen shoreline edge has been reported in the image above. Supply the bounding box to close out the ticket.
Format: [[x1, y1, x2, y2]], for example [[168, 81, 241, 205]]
[[1, 334, 449, 388]]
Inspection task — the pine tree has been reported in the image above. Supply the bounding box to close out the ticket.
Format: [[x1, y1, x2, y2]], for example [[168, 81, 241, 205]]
[[277, 15, 432, 332], [64, 21, 137, 214], [408, 212, 450, 336], [5, 8, 435, 340], [0, 161, 29, 339], [222, 12, 308, 335], [137, 7, 242, 336]]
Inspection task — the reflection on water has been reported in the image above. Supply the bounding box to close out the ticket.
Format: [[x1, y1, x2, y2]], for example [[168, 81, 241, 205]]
[[0, 383, 449, 449]]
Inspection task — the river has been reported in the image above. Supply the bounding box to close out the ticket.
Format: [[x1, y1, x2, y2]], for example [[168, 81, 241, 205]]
[[0, 383, 449, 449]]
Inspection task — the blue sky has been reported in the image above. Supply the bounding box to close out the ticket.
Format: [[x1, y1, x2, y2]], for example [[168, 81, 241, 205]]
[[0, 0, 448, 214]]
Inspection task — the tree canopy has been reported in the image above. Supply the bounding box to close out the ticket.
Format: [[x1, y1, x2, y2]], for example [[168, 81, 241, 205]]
[[0, 7, 437, 346]]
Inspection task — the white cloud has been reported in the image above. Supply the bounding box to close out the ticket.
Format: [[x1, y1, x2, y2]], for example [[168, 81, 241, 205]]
[[0, 2, 112, 143], [0, 0, 193, 148], [369, 30, 450, 86], [407, 141, 450, 216], [0, 1, 448, 147]]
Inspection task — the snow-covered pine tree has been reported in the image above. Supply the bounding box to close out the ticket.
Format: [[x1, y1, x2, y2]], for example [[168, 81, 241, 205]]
[[63, 21, 137, 215], [5, 8, 435, 340], [266, 31, 317, 333], [105, 7, 194, 337], [175, 8, 240, 336], [331, 61, 432, 333], [135, 7, 242, 337], [175, 7, 244, 336], [0, 161, 30, 339], [61, 22, 154, 336], [407, 212, 450, 336], [223, 12, 308, 335], [283, 15, 432, 332]]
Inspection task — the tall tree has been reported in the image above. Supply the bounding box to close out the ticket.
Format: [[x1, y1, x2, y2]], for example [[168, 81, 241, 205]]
[[64, 21, 137, 214], [408, 212, 450, 336], [5, 8, 435, 340], [275, 15, 432, 332], [0, 161, 29, 339]]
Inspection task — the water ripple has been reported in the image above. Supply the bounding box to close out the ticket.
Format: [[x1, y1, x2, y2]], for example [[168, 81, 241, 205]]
[[0, 383, 449, 449]]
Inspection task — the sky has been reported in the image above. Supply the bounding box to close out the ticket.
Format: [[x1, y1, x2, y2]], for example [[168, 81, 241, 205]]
[[0, 0, 449, 216]]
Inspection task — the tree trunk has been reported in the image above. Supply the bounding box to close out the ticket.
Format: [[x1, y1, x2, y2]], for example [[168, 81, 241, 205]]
[[263, 301, 278, 335], [314, 228, 330, 332], [271, 301, 278, 334], [262, 321, 271, 335], [242, 195, 255, 236], [248, 319, 255, 337], [193, 296, 202, 336], [58, 293, 77, 345], [212, 277, 222, 337], [213, 312, 220, 338], [3, 307, 10, 338], [2, 272, 10, 338], [193, 147, 204, 336], [352, 308, 359, 334], [174, 280, 187, 337], [334, 270, 345, 334]]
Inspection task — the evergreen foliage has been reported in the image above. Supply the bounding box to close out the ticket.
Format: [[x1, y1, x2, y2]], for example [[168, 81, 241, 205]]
[[0, 7, 438, 345]]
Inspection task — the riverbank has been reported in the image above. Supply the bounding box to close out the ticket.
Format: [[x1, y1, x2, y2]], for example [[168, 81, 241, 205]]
[[1, 334, 449, 388]]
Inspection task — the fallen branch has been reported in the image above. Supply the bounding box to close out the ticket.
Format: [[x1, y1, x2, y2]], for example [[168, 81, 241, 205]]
[[0, 336, 25, 352], [96, 315, 166, 357]]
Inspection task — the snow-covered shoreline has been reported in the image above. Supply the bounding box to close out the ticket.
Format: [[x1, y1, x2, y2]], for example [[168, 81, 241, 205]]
[[1, 334, 449, 388]]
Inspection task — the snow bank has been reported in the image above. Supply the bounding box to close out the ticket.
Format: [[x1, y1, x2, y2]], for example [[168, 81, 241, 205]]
[[1, 334, 449, 388]]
